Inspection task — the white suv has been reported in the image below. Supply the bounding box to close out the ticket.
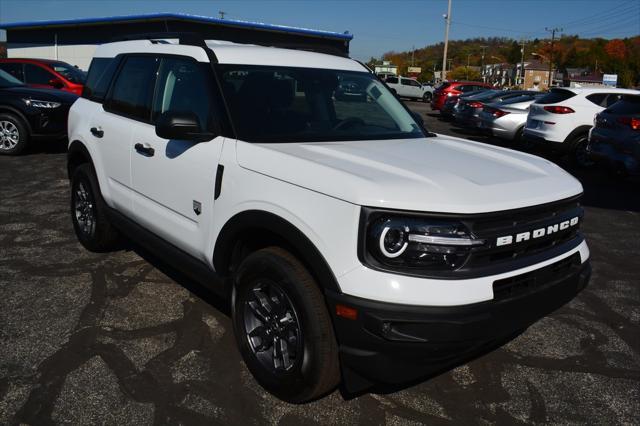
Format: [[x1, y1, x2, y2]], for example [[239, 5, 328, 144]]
[[524, 87, 640, 165], [67, 35, 591, 402], [384, 75, 433, 102]]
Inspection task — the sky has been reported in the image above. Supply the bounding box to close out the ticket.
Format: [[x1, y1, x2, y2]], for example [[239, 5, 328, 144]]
[[0, 0, 638, 60]]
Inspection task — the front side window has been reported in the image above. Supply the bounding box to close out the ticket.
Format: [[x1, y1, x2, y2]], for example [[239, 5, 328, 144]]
[[386, 77, 398, 84], [217, 65, 425, 143], [48, 62, 86, 84], [152, 57, 213, 131], [401, 78, 412, 86], [24, 64, 54, 85], [106, 56, 159, 122]]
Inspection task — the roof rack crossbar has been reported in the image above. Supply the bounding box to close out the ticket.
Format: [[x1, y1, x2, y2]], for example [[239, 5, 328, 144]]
[[110, 32, 207, 49]]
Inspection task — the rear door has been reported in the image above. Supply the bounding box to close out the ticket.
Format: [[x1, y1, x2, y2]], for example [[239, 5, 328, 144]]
[[130, 55, 225, 259], [96, 55, 159, 214], [0, 62, 25, 81]]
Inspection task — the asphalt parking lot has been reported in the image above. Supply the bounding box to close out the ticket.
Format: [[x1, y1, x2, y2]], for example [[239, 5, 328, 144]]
[[1, 103, 639, 425]]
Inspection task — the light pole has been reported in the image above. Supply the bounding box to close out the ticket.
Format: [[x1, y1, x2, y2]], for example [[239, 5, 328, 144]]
[[466, 53, 471, 80], [441, 0, 452, 81]]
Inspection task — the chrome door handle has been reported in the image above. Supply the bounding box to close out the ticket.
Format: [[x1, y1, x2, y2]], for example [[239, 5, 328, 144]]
[[90, 127, 104, 138], [134, 143, 155, 157]]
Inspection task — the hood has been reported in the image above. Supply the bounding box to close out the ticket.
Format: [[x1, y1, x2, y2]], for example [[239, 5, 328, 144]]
[[236, 135, 583, 214], [3, 86, 78, 104]]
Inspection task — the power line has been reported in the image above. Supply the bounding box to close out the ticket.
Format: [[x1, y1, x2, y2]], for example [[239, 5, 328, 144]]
[[551, 1, 637, 29]]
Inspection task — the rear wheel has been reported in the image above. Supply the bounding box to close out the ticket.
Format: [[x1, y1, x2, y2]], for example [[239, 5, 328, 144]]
[[0, 113, 29, 155], [70, 164, 120, 252], [422, 92, 432, 102], [232, 247, 340, 403], [571, 134, 594, 168]]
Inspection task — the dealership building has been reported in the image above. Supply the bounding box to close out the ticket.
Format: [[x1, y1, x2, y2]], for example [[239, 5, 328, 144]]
[[0, 13, 353, 69]]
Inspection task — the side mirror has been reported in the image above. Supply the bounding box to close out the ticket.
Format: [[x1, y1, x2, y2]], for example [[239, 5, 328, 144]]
[[48, 78, 64, 89], [155, 111, 215, 142]]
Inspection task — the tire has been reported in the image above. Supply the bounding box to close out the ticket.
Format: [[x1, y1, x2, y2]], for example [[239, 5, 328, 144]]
[[422, 92, 432, 103], [232, 246, 340, 403], [514, 127, 532, 150], [70, 163, 120, 252], [0, 113, 29, 155], [571, 134, 594, 168]]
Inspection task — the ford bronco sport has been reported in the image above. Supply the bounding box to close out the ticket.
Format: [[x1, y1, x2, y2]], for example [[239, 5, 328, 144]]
[[67, 35, 591, 403]]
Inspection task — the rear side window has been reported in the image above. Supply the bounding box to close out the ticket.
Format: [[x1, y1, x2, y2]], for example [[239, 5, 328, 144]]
[[401, 78, 411, 86], [536, 89, 576, 104], [605, 95, 640, 114], [105, 56, 159, 122], [24, 64, 54, 85], [83, 58, 120, 102], [586, 93, 607, 107], [604, 93, 623, 108], [386, 77, 398, 84], [0, 63, 24, 81]]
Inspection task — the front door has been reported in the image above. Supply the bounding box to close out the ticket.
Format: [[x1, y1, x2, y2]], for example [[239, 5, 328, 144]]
[[130, 55, 225, 259]]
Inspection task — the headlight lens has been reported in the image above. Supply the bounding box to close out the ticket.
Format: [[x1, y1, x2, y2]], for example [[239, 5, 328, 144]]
[[366, 216, 485, 272], [23, 99, 61, 109]]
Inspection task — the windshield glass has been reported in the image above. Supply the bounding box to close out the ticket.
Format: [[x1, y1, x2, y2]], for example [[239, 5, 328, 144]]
[[0, 69, 24, 88], [217, 65, 425, 143], [48, 62, 86, 84]]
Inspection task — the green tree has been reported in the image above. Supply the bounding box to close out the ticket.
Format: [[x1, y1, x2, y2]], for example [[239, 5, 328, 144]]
[[448, 66, 481, 81]]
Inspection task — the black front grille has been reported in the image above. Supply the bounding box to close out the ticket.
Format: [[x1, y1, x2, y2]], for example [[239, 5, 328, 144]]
[[458, 196, 584, 274], [493, 253, 581, 301]]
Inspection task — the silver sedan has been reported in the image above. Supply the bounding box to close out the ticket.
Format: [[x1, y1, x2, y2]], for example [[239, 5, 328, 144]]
[[478, 94, 545, 144]]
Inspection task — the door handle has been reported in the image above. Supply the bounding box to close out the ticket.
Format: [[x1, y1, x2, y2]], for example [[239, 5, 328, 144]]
[[90, 127, 104, 138], [134, 143, 155, 157]]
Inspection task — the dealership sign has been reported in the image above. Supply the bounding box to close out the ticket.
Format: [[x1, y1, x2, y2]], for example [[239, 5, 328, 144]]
[[603, 74, 617, 87]]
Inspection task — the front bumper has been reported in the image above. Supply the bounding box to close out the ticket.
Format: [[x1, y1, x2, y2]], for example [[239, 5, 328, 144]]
[[329, 254, 591, 391]]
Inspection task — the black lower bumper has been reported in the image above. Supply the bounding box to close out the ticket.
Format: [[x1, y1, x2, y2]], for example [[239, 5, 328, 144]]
[[328, 257, 591, 392]]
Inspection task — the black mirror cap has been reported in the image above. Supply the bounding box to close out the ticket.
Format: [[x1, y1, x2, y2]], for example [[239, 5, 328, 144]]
[[155, 111, 215, 142]]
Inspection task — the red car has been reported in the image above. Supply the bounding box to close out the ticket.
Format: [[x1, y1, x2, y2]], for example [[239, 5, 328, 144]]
[[0, 58, 86, 96], [430, 81, 493, 111]]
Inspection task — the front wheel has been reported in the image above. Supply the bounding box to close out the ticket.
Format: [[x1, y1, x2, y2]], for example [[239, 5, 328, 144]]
[[0, 113, 29, 155], [232, 247, 340, 403]]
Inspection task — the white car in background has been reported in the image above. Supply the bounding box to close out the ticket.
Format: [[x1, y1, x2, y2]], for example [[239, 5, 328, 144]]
[[523, 87, 640, 166], [385, 75, 433, 102]]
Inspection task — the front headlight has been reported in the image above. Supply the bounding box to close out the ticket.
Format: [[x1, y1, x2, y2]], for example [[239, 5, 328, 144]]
[[363, 213, 485, 274], [23, 99, 61, 109]]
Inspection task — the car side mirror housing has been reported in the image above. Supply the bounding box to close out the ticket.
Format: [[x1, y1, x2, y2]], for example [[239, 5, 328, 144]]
[[49, 78, 64, 89], [155, 111, 215, 142]]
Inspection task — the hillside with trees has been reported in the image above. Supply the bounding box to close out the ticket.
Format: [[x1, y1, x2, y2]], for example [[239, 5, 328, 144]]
[[369, 35, 640, 87]]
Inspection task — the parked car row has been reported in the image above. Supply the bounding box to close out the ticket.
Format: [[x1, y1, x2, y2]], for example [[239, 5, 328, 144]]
[[432, 81, 640, 175]]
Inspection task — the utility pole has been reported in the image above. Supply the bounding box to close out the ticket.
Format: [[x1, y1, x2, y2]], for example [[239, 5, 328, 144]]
[[480, 45, 488, 82], [519, 37, 527, 88], [545, 27, 561, 89], [218, 10, 226, 19], [466, 53, 471, 80], [441, 0, 452, 81], [411, 45, 415, 67]]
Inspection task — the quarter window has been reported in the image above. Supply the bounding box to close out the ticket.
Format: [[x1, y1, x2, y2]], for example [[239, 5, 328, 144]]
[[106, 56, 159, 122], [0, 63, 24, 81], [83, 57, 119, 102]]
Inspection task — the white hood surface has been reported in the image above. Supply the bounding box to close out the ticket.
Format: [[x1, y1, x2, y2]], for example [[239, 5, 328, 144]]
[[236, 135, 583, 214]]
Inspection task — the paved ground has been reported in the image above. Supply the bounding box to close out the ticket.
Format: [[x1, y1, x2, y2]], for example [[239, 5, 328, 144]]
[[1, 105, 639, 425]]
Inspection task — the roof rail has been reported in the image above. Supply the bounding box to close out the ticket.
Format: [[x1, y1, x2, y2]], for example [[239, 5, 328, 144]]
[[110, 32, 208, 49]]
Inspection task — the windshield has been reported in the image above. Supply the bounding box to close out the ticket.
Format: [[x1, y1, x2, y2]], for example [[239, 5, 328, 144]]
[[0, 69, 24, 88], [217, 65, 425, 143], [47, 62, 86, 84]]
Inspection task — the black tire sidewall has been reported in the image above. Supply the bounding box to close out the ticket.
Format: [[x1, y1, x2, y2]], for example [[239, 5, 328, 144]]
[[232, 249, 337, 402], [70, 164, 118, 252], [0, 113, 29, 155]]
